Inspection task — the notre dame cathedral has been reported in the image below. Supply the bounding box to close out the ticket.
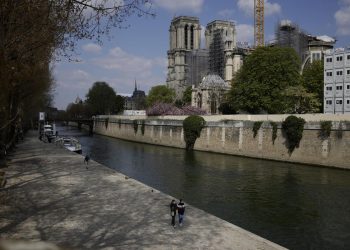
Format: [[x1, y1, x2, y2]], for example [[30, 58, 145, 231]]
[[166, 16, 243, 100]]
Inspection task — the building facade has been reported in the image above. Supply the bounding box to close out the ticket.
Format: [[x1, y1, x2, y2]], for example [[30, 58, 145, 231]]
[[191, 74, 230, 114], [167, 16, 201, 99], [124, 81, 146, 110], [324, 48, 350, 114]]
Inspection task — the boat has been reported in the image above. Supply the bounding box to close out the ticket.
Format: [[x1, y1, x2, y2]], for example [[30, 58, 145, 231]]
[[55, 137, 82, 154]]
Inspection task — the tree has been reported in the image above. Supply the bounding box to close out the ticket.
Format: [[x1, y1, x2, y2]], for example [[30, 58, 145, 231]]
[[0, 0, 153, 152], [302, 60, 324, 112], [86, 82, 117, 115], [283, 86, 321, 114], [228, 47, 301, 114], [146, 85, 175, 107], [115, 95, 125, 114]]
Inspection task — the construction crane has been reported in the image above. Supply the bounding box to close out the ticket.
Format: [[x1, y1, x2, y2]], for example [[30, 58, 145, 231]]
[[254, 0, 264, 47]]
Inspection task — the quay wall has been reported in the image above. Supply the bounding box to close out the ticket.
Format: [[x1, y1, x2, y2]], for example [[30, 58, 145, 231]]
[[92, 114, 350, 170]]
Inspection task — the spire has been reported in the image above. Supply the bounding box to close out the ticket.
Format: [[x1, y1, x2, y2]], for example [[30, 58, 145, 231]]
[[134, 79, 137, 91]]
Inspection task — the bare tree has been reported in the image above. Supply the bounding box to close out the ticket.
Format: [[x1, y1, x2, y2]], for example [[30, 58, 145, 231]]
[[0, 0, 154, 152]]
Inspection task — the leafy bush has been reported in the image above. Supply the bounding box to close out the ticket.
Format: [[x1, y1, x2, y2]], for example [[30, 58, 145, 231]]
[[252, 121, 263, 138], [282, 116, 305, 153], [141, 120, 145, 135], [133, 120, 138, 134], [319, 121, 332, 139], [183, 115, 205, 150], [270, 121, 278, 144]]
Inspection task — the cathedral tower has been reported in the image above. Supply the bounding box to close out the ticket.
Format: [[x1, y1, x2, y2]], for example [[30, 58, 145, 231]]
[[166, 16, 201, 99]]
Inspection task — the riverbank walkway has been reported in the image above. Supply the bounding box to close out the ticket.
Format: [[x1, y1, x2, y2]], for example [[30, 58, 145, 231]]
[[0, 131, 287, 250]]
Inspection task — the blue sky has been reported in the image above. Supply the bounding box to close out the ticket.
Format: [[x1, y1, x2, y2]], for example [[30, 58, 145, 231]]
[[53, 0, 350, 109]]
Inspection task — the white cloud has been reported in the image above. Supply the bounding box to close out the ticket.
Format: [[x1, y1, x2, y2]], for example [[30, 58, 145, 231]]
[[218, 9, 235, 19], [335, 1, 350, 36], [92, 47, 166, 78], [153, 0, 204, 13], [236, 0, 281, 17], [82, 43, 102, 54], [236, 24, 254, 45]]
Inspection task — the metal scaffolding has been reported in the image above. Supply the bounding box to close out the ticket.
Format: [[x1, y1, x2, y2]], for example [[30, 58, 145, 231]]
[[209, 29, 225, 79]]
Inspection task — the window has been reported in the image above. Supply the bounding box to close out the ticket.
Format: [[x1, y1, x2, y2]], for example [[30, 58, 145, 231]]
[[336, 100, 343, 104], [347, 69, 350, 75], [336, 86, 343, 90], [326, 100, 332, 105], [326, 86, 332, 91], [347, 100, 350, 105], [326, 57, 332, 63], [336, 70, 343, 76], [347, 85, 350, 90], [326, 71, 333, 77], [348, 55, 350, 60], [336, 56, 343, 61]]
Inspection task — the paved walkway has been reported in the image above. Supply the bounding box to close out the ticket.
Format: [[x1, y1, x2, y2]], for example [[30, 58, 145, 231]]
[[0, 132, 287, 250]]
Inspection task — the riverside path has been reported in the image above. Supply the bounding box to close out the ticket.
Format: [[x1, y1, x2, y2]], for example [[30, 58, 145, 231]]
[[0, 131, 286, 250]]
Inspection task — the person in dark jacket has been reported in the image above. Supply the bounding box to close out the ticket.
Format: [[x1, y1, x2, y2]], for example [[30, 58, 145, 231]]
[[170, 199, 177, 227], [177, 199, 185, 226]]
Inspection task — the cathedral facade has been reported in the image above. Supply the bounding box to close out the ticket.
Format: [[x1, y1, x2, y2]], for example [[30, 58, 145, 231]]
[[166, 16, 243, 99]]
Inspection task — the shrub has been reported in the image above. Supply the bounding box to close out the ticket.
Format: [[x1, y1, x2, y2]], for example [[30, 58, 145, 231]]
[[282, 116, 305, 153], [270, 121, 278, 144], [183, 115, 205, 150], [336, 122, 343, 139], [252, 121, 263, 138], [133, 120, 138, 134], [141, 120, 145, 135], [319, 121, 332, 139]]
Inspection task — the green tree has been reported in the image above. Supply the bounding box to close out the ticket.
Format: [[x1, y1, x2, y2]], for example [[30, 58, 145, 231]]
[[302, 60, 324, 112], [115, 95, 125, 114], [182, 86, 192, 105], [86, 82, 117, 115], [228, 47, 301, 114], [283, 85, 321, 114], [146, 85, 175, 107]]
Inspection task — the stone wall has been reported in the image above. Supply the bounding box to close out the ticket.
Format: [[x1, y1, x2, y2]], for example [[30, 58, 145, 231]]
[[93, 115, 350, 170]]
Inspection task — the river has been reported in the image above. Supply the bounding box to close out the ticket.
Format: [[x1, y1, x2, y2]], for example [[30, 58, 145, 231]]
[[58, 126, 350, 250]]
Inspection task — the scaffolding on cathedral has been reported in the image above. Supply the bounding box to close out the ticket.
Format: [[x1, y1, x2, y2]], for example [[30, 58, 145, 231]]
[[209, 29, 225, 79], [275, 20, 309, 62]]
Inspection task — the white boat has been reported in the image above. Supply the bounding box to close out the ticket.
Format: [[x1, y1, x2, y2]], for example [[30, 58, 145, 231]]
[[55, 137, 82, 154]]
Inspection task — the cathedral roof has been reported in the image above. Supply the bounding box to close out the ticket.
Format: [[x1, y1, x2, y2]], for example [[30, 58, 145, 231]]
[[199, 74, 227, 89]]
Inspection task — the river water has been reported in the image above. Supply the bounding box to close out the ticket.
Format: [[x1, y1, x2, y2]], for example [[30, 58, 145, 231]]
[[58, 126, 350, 250]]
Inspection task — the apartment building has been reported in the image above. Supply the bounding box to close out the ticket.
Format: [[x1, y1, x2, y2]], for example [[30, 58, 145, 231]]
[[324, 48, 350, 114]]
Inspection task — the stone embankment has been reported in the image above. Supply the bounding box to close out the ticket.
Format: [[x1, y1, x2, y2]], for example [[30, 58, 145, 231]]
[[0, 131, 286, 250], [90, 114, 350, 170]]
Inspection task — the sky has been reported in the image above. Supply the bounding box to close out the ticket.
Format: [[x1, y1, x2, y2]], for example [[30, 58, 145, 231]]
[[53, 0, 350, 110]]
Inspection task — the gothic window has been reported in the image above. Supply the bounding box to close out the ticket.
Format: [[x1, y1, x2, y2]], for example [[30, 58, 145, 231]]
[[185, 25, 188, 49], [210, 93, 217, 114], [197, 93, 202, 108], [191, 25, 194, 49]]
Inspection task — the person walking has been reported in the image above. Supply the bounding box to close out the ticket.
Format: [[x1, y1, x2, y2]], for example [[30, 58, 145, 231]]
[[170, 199, 177, 227], [177, 199, 185, 226], [84, 154, 90, 169]]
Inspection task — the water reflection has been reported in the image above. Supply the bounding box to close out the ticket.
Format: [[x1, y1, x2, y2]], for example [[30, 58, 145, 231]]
[[58, 126, 350, 250]]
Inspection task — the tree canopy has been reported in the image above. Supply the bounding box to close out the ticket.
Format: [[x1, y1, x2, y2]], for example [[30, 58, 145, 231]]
[[146, 85, 175, 107], [228, 47, 301, 114], [302, 60, 324, 112], [0, 0, 152, 152], [86, 82, 118, 115]]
